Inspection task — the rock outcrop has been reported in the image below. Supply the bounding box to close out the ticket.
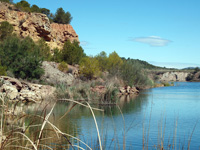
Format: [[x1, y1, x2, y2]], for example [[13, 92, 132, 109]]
[[41, 61, 75, 85], [0, 2, 79, 49], [159, 72, 189, 82], [0, 76, 55, 102], [119, 86, 139, 95]]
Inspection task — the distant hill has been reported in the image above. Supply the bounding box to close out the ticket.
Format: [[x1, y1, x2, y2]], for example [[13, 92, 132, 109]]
[[182, 67, 199, 70], [121, 57, 175, 70]]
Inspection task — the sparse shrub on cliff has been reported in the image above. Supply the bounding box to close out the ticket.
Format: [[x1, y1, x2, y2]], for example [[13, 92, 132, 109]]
[[15, 0, 31, 12], [58, 61, 68, 72], [0, 36, 44, 79], [30, 4, 40, 13], [53, 7, 72, 24], [0, 21, 13, 40], [0, 0, 12, 3], [80, 57, 100, 79]]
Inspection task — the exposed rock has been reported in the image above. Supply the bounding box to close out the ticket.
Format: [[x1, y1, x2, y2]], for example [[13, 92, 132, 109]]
[[160, 72, 189, 81], [41, 61, 75, 85], [119, 86, 139, 95], [0, 2, 79, 49], [49, 23, 79, 49], [91, 86, 106, 94], [0, 84, 18, 100], [0, 76, 55, 102]]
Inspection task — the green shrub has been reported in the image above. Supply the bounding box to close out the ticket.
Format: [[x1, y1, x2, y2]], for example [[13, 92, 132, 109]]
[[95, 51, 108, 72], [61, 40, 84, 65], [121, 60, 152, 87], [0, 21, 13, 40], [36, 38, 51, 61], [0, 36, 44, 79], [0, 63, 7, 76], [107, 51, 123, 76], [58, 61, 68, 72], [80, 57, 100, 79]]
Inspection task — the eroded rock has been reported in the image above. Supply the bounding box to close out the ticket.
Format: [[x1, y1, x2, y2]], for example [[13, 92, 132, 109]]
[[0, 76, 55, 102], [0, 2, 79, 49]]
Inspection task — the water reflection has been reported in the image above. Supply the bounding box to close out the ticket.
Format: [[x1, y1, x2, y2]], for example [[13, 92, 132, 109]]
[[7, 82, 200, 149]]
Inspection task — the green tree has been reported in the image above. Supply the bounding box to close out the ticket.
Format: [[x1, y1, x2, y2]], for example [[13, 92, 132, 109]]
[[0, 0, 13, 3], [107, 51, 123, 75], [53, 7, 72, 24], [36, 38, 51, 60], [15, 0, 31, 12], [0, 21, 13, 40], [51, 48, 62, 63], [40, 8, 50, 17], [95, 51, 108, 71], [80, 57, 100, 79], [61, 40, 83, 65], [30, 4, 40, 13], [0, 36, 44, 79]]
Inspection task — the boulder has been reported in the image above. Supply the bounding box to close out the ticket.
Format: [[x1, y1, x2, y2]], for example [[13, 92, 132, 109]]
[[41, 61, 75, 85], [0, 84, 18, 100], [0, 76, 55, 102]]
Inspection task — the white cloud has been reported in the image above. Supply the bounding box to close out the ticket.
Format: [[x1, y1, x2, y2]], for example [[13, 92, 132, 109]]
[[131, 36, 172, 47], [80, 41, 89, 46]]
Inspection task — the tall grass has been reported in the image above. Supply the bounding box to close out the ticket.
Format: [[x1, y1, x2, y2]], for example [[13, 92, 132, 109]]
[[0, 93, 105, 150]]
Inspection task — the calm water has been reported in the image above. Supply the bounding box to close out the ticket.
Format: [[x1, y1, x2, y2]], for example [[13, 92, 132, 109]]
[[32, 82, 200, 149]]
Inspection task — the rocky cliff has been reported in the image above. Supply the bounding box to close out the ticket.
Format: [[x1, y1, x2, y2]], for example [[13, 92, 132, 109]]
[[0, 2, 79, 49], [159, 72, 189, 82]]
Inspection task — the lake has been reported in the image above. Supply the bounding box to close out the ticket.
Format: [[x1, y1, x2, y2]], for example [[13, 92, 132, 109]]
[[27, 82, 200, 149]]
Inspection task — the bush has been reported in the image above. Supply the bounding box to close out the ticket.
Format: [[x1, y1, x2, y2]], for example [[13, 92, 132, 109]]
[[80, 57, 100, 79], [0, 63, 7, 76], [107, 51, 123, 75], [0, 36, 44, 79], [58, 61, 68, 72], [36, 38, 51, 61], [61, 40, 84, 65], [121, 60, 152, 87], [95, 51, 108, 72], [0, 21, 13, 40]]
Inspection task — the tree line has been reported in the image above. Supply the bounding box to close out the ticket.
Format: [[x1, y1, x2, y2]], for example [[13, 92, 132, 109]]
[[0, 20, 152, 87]]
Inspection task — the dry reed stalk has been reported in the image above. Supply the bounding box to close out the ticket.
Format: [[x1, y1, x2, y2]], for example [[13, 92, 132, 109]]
[[36, 102, 56, 147], [14, 132, 37, 150], [86, 101, 103, 150]]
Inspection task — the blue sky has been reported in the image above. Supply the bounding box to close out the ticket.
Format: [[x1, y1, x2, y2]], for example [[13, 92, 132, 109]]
[[13, 0, 200, 69]]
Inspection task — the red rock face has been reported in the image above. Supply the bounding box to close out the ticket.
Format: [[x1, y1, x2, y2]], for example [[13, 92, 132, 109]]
[[0, 2, 79, 49], [50, 23, 79, 43]]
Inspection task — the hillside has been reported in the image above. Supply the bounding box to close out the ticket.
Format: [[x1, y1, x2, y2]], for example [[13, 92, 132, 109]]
[[0, 1, 79, 49]]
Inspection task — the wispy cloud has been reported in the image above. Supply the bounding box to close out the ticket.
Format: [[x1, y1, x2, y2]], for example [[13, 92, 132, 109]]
[[149, 61, 200, 69], [130, 36, 172, 47], [80, 41, 90, 46]]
